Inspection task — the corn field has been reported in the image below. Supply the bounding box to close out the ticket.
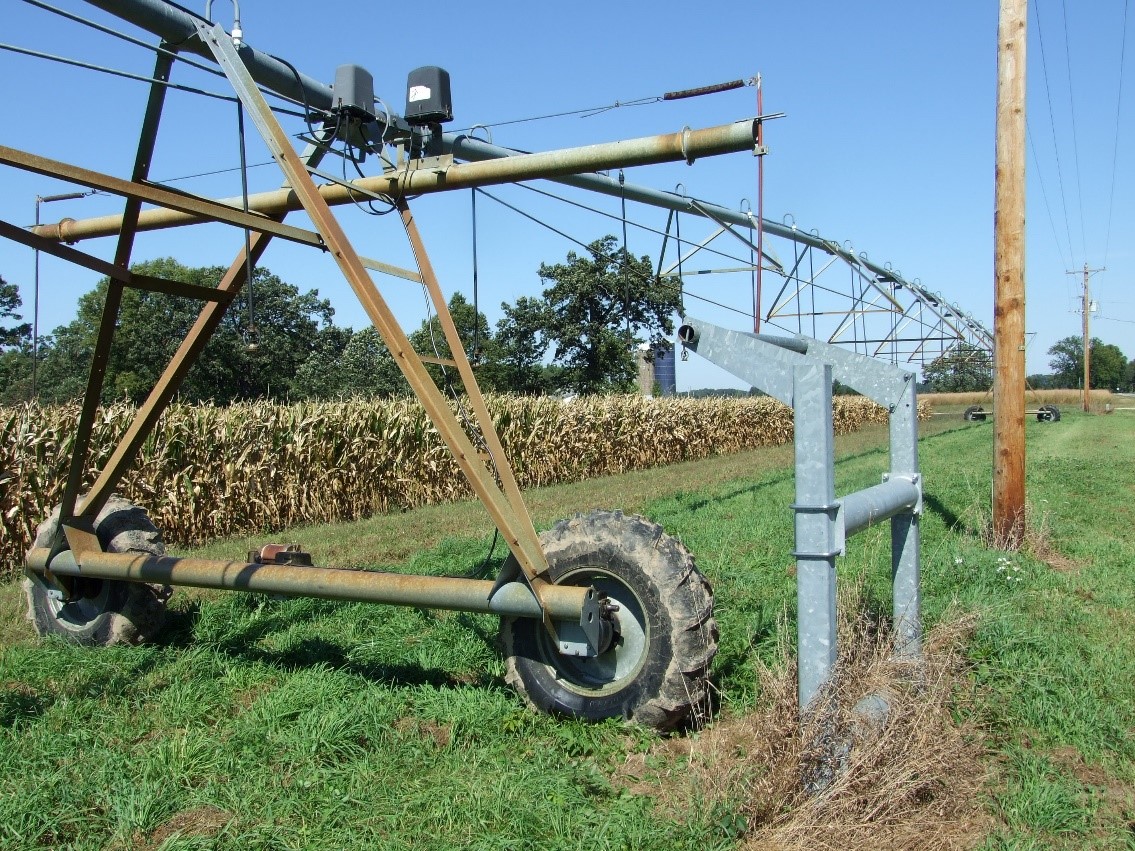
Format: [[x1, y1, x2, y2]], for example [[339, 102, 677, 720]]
[[0, 395, 920, 578]]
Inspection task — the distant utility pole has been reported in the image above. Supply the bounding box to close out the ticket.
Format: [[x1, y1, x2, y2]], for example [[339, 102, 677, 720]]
[[1067, 263, 1104, 412], [993, 0, 1027, 545]]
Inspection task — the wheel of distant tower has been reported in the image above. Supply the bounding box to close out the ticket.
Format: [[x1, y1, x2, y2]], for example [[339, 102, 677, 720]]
[[24, 496, 171, 645]]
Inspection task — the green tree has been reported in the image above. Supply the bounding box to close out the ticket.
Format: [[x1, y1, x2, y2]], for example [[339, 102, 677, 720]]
[[0, 274, 35, 402], [0, 275, 31, 348], [920, 342, 992, 393], [1026, 373, 1057, 390], [408, 292, 495, 392], [292, 326, 407, 399], [1047, 335, 1128, 390], [36, 258, 335, 404], [1091, 342, 1128, 390], [534, 236, 682, 395], [489, 296, 553, 395]]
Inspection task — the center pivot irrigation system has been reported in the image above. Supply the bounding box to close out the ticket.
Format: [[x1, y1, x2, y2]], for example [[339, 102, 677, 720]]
[[8, 0, 948, 730]]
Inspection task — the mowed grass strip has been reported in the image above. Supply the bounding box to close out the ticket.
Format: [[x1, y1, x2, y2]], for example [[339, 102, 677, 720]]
[[1, 412, 1132, 849]]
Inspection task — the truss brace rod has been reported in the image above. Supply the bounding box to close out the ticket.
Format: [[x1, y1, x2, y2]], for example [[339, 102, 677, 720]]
[[73, 0, 986, 343], [195, 21, 568, 632], [25, 547, 592, 622]]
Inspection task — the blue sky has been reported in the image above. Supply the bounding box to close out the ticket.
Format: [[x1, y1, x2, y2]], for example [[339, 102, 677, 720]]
[[2, 0, 1131, 390]]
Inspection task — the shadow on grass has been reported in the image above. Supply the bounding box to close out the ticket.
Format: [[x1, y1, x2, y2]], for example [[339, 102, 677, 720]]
[[922, 492, 974, 536], [675, 474, 791, 515], [235, 635, 505, 691], [0, 686, 48, 727], [155, 594, 505, 693]]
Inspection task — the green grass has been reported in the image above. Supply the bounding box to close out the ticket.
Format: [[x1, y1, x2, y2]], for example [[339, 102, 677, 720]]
[[2, 412, 1134, 849]]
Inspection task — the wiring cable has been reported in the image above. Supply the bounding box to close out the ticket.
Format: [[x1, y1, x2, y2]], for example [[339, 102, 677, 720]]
[[1104, 0, 1130, 268], [1060, 0, 1090, 260], [1032, 0, 1077, 265], [410, 271, 502, 580], [511, 183, 753, 268], [236, 99, 257, 350], [475, 187, 758, 324]]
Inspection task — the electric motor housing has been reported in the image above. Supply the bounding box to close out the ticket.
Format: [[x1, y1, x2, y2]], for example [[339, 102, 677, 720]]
[[405, 66, 453, 125], [333, 64, 376, 122]]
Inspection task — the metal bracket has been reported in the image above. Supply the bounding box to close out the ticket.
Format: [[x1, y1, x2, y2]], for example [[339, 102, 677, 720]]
[[679, 316, 924, 711]]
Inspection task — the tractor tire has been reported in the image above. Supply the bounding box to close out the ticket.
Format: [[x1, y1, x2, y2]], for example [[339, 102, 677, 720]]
[[963, 405, 985, 422], [24, 496, 170, 646], [501, 510, 718, 732]]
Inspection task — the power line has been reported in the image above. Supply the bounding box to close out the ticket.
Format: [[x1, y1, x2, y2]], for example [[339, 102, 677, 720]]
[[452, 77, 753, 135], [0, 42, 240, 105], [1031, 0, 1077, 265], [1060, 0, 1089, 260], [20, 0, 227, 81], [1104, 0, 1130, 267], [1026, 121, 1073, 270], [16, 0, 325, 118], [453, 95, 664, 135], [0, 41, 309, 119]]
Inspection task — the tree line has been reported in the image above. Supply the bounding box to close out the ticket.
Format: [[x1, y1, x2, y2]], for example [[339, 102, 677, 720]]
[[0, 236, 682, 405], [917, 337, 1134, 394]]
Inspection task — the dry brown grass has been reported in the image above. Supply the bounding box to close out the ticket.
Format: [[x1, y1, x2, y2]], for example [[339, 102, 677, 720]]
[[613, 584, 990, 850], [920, 388, 1112, 409], [975, 501, 1081, 569]]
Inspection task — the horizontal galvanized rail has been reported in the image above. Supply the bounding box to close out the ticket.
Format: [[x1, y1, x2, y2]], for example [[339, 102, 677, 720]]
[[678, 316, 922, 712], [25, 548, 594, 621], [840, 479, 920, 538]]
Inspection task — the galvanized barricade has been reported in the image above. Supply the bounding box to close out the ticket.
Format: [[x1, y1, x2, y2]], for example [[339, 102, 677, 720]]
[[678, 318, 922, 710]]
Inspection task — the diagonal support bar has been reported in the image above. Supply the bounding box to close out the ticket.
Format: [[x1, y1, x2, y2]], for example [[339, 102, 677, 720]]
[[397, 198, 538, 550], [196, 23, 554, 602], [77, 134, 336, 526], [57, 44, 179, 560], [0, 145, 325, 248], [0, 220, 234, 304]]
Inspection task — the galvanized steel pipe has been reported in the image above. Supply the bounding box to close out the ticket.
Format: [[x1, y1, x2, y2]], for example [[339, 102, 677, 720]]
[[25, 547, 591, 621], [33, 120, 759, 243], [840, 479, 920, 538], [81, 0, 334, 110], [70, 0, 970, 337]]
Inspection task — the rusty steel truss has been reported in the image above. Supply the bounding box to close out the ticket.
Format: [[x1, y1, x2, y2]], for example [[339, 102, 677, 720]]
[[8, 6, 765, 662], [6, 1, 973, 719]]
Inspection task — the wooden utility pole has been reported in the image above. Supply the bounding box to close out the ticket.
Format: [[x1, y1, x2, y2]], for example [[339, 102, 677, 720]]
[[1068, 264, 1104, 412], [1082, 268, 1090, 411], [993, 0, 1027, 545]]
